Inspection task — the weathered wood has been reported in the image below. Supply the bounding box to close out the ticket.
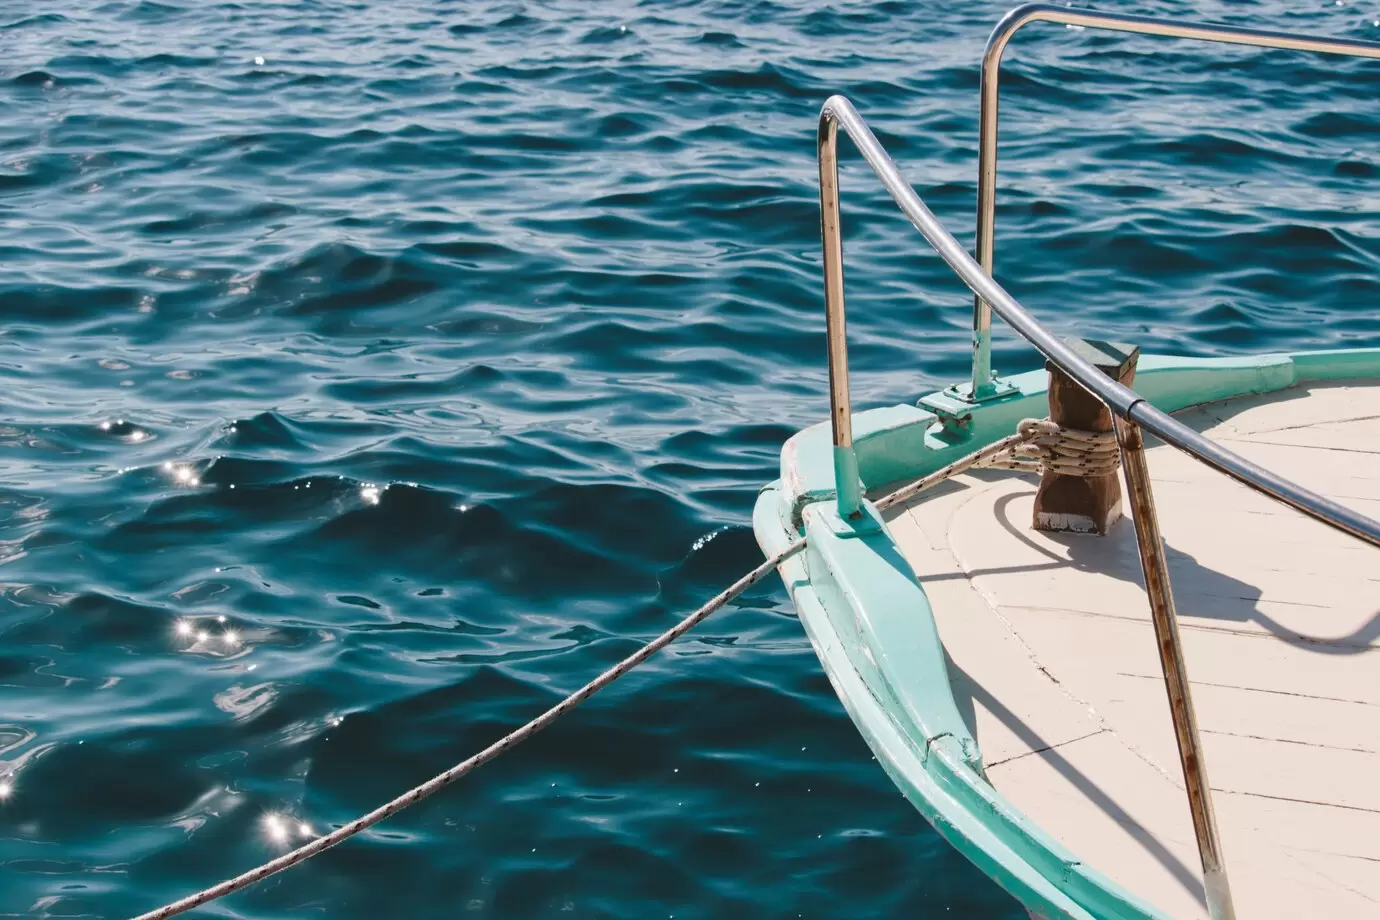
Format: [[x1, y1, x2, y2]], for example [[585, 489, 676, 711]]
[[1032, 339, 1139, 535], [882, 378, 1380, 920]]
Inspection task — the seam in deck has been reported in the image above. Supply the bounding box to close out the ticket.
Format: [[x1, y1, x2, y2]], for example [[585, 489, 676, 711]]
[[984, 728, 1108, 770], [1114, 672, 1380, 708], [940, 499, 1183, 788]]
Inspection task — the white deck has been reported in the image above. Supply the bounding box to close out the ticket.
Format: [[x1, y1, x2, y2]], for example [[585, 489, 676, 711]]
[[882, 380, 1380, 919]]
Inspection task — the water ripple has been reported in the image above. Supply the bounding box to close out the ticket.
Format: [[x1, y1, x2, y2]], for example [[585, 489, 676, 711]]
[[1, 0, 1378, 917]]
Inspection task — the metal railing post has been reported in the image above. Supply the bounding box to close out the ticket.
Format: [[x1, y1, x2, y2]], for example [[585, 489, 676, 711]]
[[818, 105, 862, 519], [1115, 418, 1235, 920], [816, 92, 1380, 549], [972, 2, 1380, 401], [816, 89, 1380, 917]]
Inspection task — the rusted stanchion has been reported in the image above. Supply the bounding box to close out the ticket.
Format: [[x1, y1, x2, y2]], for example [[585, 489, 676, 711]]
[[1116, 418, 1236, 920], [1033, 339, 1139, 535]]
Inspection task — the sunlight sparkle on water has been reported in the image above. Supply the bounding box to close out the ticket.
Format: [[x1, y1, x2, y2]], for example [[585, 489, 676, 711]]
[[175, 620, 194, 637], [263, 813, 290, 844], [0, 780, 11, 800], [360, 484, 381, 505], [262, 812, 315, 845], [163, 461, 200, 487]]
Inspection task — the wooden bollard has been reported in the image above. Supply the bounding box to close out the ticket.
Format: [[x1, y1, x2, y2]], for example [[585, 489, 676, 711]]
[[1032, 339, 1140, 535]]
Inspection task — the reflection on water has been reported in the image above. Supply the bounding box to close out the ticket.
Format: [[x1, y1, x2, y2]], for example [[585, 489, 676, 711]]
[[162, 462, 201, 488], [174, 618, 246, 653], [1, 0, 1377, 916], [263, 812, 315, 847]]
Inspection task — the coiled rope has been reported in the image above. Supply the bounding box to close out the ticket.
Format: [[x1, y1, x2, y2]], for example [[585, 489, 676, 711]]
[[982, 418, 1121, 478], [874, 418, 1116, 512], [131, 416, 1111, 920]]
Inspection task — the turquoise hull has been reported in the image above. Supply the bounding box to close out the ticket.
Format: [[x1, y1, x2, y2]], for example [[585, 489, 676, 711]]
[[753, 348, 1380, 920]]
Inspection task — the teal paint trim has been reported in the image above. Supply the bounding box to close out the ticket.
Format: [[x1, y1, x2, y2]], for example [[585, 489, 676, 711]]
[[754, 347, 1380, 918], [816, 497, 884, 538], [832, 445, 862, 518], [754, 486, 811, 601], [1287, 347, 1380, 381], [780, 351, 1318, 528], [753, 486, 1166, 920], [780, 404, 936, 527], [803, 500, 979, 766]]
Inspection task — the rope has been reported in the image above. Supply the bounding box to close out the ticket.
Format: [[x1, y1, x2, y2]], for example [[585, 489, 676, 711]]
[[1007, 418, 1121, 478], [131, 540, 804, 920], [874, 430, 1026, 511], [131, 415, 1117, 920], [875, 418, 1117, 512]]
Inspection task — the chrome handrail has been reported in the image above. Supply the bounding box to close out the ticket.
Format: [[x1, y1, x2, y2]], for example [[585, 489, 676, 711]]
[[971, 3, 1380, 398], [819, 94, 1380, 549], [817, 93, 1380, 920]]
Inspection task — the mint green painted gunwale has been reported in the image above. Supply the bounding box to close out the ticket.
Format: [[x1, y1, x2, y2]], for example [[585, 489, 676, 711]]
[[754, 348, 1380, 920]]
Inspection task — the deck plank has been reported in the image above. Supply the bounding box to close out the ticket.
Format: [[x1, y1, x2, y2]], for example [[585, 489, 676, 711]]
[[986, 731, 1207, 920], [896, 380, 1380, 918], [882, 503, 1102, 767]]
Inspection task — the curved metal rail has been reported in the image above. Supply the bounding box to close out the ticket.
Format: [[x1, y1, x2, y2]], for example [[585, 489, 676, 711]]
[[819, 95, 1380, 549], [970, 3, 1380, 398], [818, 93, 1380, 920]]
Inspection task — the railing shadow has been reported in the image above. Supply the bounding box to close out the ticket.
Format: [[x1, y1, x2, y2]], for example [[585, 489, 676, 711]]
[[945, 655, 1208, 906], [940, 483, 1380, 654], [883, 473, 1380, 652]]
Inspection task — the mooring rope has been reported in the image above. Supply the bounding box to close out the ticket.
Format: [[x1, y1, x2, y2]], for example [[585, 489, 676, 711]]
[[131, 539, 804, 920], [131, 416, 1110, 920], [1006, 418, 1121, 478], [874, 429, 1026, 512]]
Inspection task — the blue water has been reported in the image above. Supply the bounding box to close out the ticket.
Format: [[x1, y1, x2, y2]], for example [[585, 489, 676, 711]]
[[2, 0, 1379, 916]]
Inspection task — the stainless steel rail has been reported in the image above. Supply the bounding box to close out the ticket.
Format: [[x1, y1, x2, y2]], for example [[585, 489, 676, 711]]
[[971, 3, 1380, 399], [818, 94, 1380, 549], [817, 92, 1380, 920]]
